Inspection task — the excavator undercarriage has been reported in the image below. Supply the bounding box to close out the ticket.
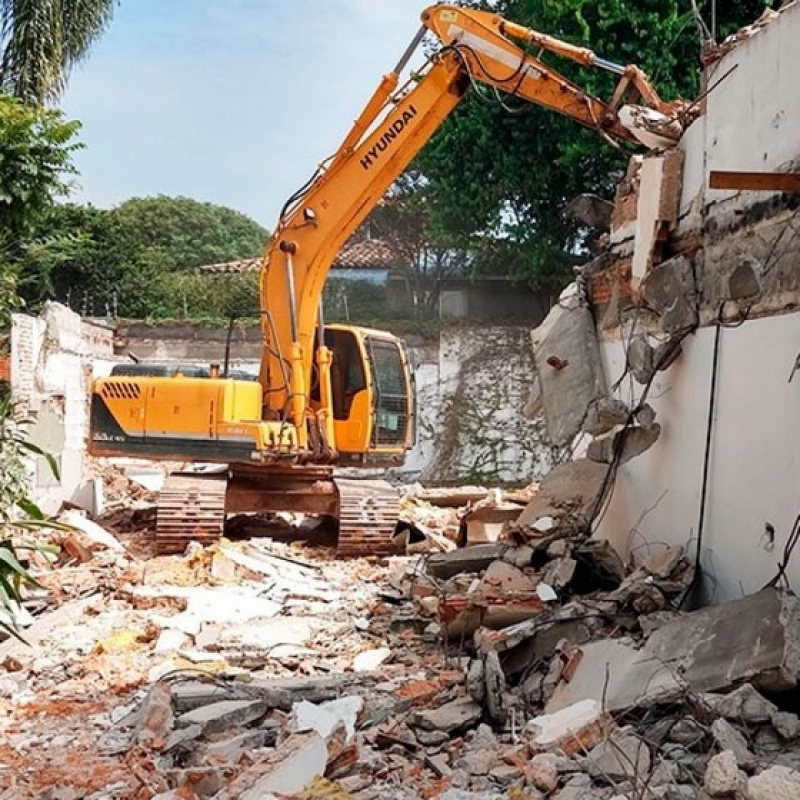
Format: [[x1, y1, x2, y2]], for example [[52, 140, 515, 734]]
[[153, 466, 401, 557]]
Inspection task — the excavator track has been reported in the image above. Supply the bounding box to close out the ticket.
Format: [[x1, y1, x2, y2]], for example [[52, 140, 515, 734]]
[[155, 472, 228, 555], [335, 478, 401, 557]]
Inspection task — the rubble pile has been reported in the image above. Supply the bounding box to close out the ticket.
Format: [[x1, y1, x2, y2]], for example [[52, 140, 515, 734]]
[[3, 471, 800, 799]]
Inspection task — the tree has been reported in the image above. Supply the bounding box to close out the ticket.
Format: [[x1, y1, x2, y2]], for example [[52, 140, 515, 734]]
[[17, 198, 269, 319], [360, 173, 471, 320], [413, 0, 774, 289], [112, 196, 269, 272], [0, 0, 117, 105], [0, 96, 80, 241]]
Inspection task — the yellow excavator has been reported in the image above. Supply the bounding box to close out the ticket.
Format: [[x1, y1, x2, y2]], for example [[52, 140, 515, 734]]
[[89, 5, 689, 555]]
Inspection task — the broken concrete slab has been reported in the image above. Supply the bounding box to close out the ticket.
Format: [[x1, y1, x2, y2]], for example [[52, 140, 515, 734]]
[[531, 286, 607, 446], [583, 728, 652, 782], [627, 335, 656, 384], [293, 695, 363, 743], [201, 727, 279, 764], [411, 698, 482, 733], [583, 396, 632, 436], [711, 718, 756, 770], [439, 592, 545, 639], [426, 544, 509, 580], [135, 681, 174, 751], [700, 683, 777, 723], [640, 254, 698, 334], [525, 699, 613, 755], [476, 561, 538, 596], [176, 699, 269, 736], [548, 589, 800, 714], [227, 730, 328, 799], [463, 503, 522, 544], [586, 423, 661, 465], [512, 459, 610, 539]]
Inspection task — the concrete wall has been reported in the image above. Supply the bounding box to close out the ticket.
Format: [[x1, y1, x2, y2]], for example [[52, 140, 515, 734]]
[[595, 313, 800, 603], [117, 322, 551, 486], [588, 5, 800, 602], [676, 3, 800, 234], [11, 303, 114, 513], [403, 326, 552, 485]]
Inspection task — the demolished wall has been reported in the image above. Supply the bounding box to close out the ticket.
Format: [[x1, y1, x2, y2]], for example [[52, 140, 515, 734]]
[[10, 303, 114, 514], [530, 1, 800, 602]]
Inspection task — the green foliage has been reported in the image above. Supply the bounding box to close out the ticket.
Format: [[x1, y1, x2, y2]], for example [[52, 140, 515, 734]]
[[0, 0, 117, 105], [156, 272, 260, 320], [17, 198, 269, 318], [0, 96, 80, 242], [413, 0, 773, 289], [113, 196, 269, 272], [0, 393, 60, 641]]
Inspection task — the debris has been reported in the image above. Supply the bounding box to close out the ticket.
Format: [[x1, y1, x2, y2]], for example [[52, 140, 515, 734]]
[[426, 544, 509, 580], [352, 646, 391, 672], [583, 728, 652, 783], [175, 699, 269, 736], [524, 700, 613, 754], [411, 698, 483, 733], [227, 731, 328, 799], [704, 750, 747, 797], [747, 765, 800, 800]]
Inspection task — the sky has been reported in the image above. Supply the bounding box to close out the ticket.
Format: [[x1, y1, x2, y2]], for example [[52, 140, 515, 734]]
[[61, 1, 432, 229]]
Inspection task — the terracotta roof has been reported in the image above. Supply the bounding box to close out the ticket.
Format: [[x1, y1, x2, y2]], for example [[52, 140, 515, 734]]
[[197, 238, 402, 274], [332, 238, 402, 270]]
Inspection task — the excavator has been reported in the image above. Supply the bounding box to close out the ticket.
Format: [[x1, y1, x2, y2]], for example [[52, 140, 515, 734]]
[[89, 4, 690, 556]]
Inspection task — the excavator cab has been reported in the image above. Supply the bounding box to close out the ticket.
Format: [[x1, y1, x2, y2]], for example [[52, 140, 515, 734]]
[[315, 324, 414, 463]]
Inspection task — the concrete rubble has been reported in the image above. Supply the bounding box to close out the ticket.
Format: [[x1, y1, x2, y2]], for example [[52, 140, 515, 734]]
[[2, 462, 800, 800]]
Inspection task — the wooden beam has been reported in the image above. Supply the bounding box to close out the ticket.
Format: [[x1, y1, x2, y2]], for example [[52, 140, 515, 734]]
[[709, 170, 800, 192]]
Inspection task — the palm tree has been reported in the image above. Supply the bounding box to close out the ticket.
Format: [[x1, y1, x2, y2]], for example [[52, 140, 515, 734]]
[[0, 0, 117, 105]]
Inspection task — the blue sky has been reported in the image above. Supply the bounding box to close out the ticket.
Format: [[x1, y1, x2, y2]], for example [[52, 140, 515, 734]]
[[61, 1, 431, 229]]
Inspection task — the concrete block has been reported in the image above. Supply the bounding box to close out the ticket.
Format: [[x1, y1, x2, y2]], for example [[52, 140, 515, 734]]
[[704, 751, 746, 797], [547, 589, 800, 714], [583, 396, 631, 436], [425, 544, 508, 579], [711, 718, 755, 770], [513, 460, 610, 538], [531, 286, 607, 446], [583, 728, 651, 782], [747, 765, 800, 800], [176, 699, 269, 735], [587, 424, 661, 465], [525, 699, 612, 755], [640, 254, 698, 334], [411, 697, 482, 733]]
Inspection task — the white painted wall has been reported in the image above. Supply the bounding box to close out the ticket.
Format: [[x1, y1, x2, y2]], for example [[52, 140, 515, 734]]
[[596, 311, 800, 602], [11, 304, 113, 514], [677, 2, 800, 231]]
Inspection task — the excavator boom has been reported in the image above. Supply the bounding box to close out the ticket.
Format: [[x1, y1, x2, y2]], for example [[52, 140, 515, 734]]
[[89, 4, 687, 556]]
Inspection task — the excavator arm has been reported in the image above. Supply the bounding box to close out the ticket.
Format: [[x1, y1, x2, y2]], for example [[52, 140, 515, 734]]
[[259, 3, 688, 453]]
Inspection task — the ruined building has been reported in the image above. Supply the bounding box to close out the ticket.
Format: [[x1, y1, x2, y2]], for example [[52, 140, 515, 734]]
[[529, 2, 800, 603]]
